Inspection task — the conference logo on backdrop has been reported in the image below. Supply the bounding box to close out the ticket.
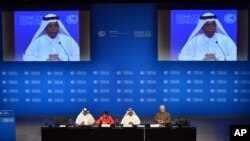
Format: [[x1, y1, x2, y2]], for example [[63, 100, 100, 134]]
[[175, 14, 200, 24], [98, 30, 106, 37], [19, 15, 42, 26], [134, 30, 152, 38], [66, 14, 78, 24], [224, 13, 236, 24], [97, 30, 130, 38]]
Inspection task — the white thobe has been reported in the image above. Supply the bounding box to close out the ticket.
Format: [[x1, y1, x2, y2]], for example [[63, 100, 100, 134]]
[[75, 112, 95, 126], [178, 33, 237, 61], [23, 33, 80, 61], [121, 115, 141, 125]]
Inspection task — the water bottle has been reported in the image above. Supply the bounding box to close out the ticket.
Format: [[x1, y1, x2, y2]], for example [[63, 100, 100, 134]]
[[42, 118, 48, 127], [68, 118, 73, 127], [115, 118, 119, 127]]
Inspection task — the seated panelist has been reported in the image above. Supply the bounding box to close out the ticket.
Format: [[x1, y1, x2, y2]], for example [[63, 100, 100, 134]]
[[95, 110, 115, 126]]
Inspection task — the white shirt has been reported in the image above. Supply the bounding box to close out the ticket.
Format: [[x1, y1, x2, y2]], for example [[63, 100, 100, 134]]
[[75, 112, 95, 126], [178, 33, 237, 61], [23, 33, 80, 61], [121, 114, 141, 125]]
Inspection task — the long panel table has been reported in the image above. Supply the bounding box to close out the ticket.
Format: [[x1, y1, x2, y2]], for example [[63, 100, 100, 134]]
[[41, 125, 196, 141], [145, 126, 196, 141]]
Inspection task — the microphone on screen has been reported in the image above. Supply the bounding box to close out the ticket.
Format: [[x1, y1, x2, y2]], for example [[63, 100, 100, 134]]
[[215, 41, 226, 61], [58, 41, 69, 61]]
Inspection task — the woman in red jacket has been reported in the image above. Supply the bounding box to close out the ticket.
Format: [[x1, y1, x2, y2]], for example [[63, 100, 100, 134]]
[[96, 110, 115, 125]]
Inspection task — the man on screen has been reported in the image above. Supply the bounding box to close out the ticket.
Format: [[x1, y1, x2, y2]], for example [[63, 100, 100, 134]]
[[120, 108, 141, 126], [178, 12, 237, 61], [23, 14, 80, 61], [75, 108, 95, 126]]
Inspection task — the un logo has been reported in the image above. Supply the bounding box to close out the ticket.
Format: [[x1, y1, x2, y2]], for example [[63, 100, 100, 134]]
[[66, 15, 78, 24], [224, 14, 236, 24], [98, 31, 106, 37]]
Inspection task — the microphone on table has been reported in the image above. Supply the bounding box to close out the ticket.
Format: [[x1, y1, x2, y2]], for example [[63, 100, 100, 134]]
[[215, 41, 226, 61], [58, 41, 69, 61]]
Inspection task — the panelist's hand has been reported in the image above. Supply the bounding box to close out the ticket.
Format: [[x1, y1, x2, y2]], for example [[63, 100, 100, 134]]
[[128, 121, 133, 125], [47, 54, 60, 61], [158, 120, 164, 124], [80, 121, 85, 126], [203, 54, 216, 61]]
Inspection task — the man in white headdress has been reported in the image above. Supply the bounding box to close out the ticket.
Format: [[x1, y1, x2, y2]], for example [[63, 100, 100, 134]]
[[75, 108, 95, 126], [121, 108, 141, 125], [23, 14, 80, 61], [178, 12, 237, 61]]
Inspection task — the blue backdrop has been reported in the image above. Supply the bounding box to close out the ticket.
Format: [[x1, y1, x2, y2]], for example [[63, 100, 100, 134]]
[[1, 4, 250, 117]]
